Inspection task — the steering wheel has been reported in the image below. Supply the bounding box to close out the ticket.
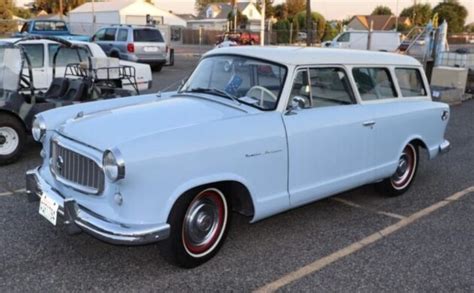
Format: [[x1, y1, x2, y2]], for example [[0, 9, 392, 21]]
[[246, 86, 277, 107]]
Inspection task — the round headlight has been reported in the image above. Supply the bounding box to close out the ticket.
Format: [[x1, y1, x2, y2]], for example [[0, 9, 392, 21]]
[[32, 116, 46, 142], [103, 149, 125, 182]]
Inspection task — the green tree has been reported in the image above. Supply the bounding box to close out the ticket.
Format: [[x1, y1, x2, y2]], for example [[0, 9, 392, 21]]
[[322, 21, 341, 41], [286, 0, 305, 17], [195, 0, 223, 14], [11, 7, 32, 19], [34, 0, 86, 14], [272, 19, 290, 43], [400, 3, 432, 26], [371, 5, 393, 16], [295, 11, 325, 42], [256, 0, 274, 19], [273, 3, 288, 20], [433, 0, 468, 33]]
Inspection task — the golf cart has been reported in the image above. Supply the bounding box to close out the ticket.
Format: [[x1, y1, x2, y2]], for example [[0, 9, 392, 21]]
[[0, 36, 140, 165]]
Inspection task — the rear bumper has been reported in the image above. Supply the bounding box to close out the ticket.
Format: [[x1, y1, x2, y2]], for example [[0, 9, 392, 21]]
[[26, 167, 170, 245], [439, 139, 451, 155]]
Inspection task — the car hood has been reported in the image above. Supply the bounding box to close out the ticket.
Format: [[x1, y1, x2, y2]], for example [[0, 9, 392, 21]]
[[58, 95, 247, 150]]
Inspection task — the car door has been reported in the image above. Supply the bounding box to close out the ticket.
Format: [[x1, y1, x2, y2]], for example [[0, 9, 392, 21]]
[[283, 67, 375, 206], [20, 43, 49, 90], [92, 28, 115, 55]]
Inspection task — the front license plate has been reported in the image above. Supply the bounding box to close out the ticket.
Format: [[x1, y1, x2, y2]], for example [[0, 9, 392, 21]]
[[39, 194, 59, 226], [144, 46, 158, 52]]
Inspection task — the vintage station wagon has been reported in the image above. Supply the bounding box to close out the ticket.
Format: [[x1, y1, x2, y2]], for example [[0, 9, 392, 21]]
[[26, 47, 450, 268]]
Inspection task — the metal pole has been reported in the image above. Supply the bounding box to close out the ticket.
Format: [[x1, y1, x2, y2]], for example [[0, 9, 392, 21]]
[[395, 0, 399, 31], [260, 0, 265, 46], [306, 0, 312, 46], [367, 20, 373, 50], [90, 0, 96, 34], [59, 0, 63, 20]]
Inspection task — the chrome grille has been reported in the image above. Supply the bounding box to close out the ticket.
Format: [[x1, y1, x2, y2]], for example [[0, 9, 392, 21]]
[[50, 140, 104, 194]]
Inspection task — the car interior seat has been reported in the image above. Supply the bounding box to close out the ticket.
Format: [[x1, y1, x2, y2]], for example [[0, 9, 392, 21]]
[[60, 79, 87, 101], [37, 78, 69, 102]]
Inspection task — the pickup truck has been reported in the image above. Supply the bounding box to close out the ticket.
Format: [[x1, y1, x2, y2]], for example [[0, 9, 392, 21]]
[[15, 20, 90, 42]]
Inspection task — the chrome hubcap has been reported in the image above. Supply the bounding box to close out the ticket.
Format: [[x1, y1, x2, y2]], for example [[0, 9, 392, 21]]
[[391, 145, 416, 189], [184, 199, 219, 247], [0, 127, 19, 156]]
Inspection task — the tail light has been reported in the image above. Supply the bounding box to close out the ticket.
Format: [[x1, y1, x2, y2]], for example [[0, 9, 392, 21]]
[[127, 43, 134, 53]]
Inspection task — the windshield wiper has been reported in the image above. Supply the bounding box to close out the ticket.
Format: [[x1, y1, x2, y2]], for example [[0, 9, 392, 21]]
[[182, 87, 240, 104]]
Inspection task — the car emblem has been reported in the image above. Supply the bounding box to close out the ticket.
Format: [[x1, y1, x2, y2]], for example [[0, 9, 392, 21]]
[[56, 156, 64, 173]]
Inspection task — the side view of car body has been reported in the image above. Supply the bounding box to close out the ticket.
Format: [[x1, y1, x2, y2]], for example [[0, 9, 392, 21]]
[[2, 38, 152, 92], [92, 25, 168, 71], [26, 47, 450, 268]]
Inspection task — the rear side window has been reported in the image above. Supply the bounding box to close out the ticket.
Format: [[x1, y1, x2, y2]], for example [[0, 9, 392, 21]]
[[21, 44, 44, 68], [352, 67, 397, 101], [133, 29, 164, 42], [117, 29, 128, 42], [104, 28, 117, 41], [395, 68, 427, 97], [337, 33, 350, 42]]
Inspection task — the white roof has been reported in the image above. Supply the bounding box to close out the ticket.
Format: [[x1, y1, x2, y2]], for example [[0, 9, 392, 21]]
[[206, 46, 421, 66], [70, 0, 135, 13]]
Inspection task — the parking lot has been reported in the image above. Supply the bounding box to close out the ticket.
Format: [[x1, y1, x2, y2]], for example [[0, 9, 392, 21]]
[[0, 55, 473, 292]]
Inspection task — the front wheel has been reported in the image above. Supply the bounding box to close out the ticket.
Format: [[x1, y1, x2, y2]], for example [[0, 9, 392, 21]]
[[159, 187, 231, 268], [377, 143, 419, 196], [0, 116, 26, 166]]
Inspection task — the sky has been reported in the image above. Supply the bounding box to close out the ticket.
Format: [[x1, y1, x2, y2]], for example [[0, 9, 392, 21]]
[[153, 0, 474, 23]]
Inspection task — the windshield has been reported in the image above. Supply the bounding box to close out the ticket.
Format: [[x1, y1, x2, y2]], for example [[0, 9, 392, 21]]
[[0, 47, 22, 91], [181, 55, 287, 110]]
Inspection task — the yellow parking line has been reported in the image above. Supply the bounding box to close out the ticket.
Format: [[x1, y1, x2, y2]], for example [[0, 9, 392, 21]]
[[0, 191, 13, 197], [255, 186, 474, 293]]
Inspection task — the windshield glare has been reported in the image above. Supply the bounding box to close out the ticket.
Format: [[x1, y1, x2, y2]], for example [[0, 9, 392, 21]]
[[182, 55, 287, 110]]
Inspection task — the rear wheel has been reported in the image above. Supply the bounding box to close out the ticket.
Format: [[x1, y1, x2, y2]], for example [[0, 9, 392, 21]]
[[159, 187, 230, 268], [0, 115, 26, 165], [377, 143, 419, 196]]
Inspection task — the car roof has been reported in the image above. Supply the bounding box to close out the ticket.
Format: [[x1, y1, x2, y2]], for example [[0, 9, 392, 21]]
[[205, 46, 421, 67]]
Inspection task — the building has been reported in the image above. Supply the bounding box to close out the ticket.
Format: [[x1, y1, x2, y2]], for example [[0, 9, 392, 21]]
[[68, 0, 187, 35], [187, 1, 262, 31], [347, 15, 411, 31]]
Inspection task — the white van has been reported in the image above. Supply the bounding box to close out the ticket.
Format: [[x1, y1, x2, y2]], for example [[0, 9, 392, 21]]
[[324, 30, 401, 52]]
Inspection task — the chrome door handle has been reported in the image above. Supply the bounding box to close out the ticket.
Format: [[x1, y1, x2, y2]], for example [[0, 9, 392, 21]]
[[362, 120, 376, 127]]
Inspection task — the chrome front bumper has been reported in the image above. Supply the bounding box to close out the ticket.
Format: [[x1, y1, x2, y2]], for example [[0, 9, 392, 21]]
[[26, 167, 170, 245], [439, 139, 451, 155]]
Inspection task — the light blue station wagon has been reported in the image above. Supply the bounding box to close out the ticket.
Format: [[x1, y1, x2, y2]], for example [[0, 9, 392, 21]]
[[26, 47, 451, 267]]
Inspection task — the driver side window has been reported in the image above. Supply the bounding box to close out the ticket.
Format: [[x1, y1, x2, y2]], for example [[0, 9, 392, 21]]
[[94, 29, 106, 41]]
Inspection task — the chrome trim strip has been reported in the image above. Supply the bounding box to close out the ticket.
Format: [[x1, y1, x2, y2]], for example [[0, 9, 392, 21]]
[[50, 138, 105, 195], [439, 139, 451, 155]]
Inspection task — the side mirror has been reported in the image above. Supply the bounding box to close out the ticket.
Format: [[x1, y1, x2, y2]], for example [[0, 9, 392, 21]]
[[286, 96, 306, 115]]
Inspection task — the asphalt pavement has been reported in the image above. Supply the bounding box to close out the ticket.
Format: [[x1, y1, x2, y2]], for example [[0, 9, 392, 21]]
[[0, 56, 472, 292]]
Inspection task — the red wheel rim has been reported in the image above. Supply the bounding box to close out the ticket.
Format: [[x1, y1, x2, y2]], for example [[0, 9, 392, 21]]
[[182, 188, 227, 257], [391, 144, 416, 190]]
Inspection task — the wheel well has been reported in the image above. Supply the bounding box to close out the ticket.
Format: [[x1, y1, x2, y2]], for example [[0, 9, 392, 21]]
[[181, 181, 255, 218], [0, 110, 27, 131], [110, 51, 119, 58], [410, 138, 428, 154]]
